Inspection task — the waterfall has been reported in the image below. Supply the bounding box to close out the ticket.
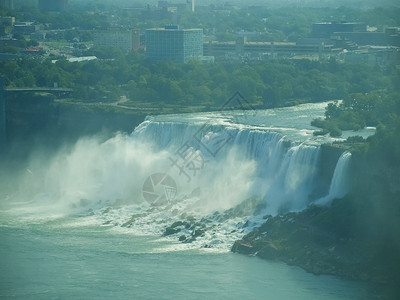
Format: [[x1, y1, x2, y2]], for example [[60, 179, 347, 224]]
[[262, 144, 321, 214], [132, 119, 322, 215], [3, 103, 356, 250], [315, 151, 352, 206]]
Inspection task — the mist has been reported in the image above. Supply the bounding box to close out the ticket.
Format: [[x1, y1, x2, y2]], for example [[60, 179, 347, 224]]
[[0, 129, 258, 219]]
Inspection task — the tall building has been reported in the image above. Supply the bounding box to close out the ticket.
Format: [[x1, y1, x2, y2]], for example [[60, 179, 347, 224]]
[[0, 0, 13, 9], [38, 0, 68, 12], [93, 29, 140, 52], [146, 25, 203, 63]]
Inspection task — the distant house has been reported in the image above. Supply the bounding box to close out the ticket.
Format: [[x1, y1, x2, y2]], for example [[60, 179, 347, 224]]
[[22, 46, 44, 56]]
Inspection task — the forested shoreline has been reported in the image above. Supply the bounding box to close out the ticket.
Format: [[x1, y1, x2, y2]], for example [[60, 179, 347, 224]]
[[232, 58, 400, 297], [1, 54, 398, 111], [1, 32, 399, 297]]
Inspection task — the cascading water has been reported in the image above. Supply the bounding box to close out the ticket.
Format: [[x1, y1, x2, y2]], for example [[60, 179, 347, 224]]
[[1, 102, 359, 251], [133, 117, 322, 215], [0, 102, 377, 299], [315, 151, 352, 206]]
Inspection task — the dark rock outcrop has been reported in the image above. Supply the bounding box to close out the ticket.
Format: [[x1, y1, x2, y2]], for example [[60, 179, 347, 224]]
[[164, 221, 191, 236], [232, 199, 400, 290]]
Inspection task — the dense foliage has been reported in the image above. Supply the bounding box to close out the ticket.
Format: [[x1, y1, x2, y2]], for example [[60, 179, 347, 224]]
[[1, 54, 398, 112], [1, 2, 399, 291], [312, 90, 400, 136], [308, 64, 400, 288]]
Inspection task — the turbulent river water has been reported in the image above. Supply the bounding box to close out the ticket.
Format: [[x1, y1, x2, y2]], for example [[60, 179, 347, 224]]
[[0, 102, 377, 299]]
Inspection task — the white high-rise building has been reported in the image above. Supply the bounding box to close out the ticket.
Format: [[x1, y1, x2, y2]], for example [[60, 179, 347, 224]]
[[146, 25, 203, 63]]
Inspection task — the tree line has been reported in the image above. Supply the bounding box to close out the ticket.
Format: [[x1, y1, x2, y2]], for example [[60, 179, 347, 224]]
[[1, 53, 398, 111]]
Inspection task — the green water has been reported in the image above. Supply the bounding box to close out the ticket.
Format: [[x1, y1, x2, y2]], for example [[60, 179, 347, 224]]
[[0, 102, 383, 299], [0, 216, 375, 300]]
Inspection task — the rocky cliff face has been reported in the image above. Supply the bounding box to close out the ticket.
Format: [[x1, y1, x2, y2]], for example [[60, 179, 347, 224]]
[[231, 143, 400, 298], [318, 143, 349, 181], [4, 94, 147, 155], [232, 203, 371, 280]]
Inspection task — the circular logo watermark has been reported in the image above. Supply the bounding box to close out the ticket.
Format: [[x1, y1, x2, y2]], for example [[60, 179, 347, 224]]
[[142, 173, 177, 206]]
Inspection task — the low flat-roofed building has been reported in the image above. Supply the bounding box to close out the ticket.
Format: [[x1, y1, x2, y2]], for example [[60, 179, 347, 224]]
[[312, 22, 367, 38], [204, 37, 333, 60], [343, 46, 400, 66], [337, 28, 400, 47], [13, 22, 37, 34]]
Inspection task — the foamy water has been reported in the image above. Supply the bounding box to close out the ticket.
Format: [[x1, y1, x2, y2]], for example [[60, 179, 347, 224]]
[[0, 102, 380, 299]]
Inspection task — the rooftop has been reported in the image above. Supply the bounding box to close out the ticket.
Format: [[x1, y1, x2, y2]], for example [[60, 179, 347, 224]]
[[147, 25, 202, 31]]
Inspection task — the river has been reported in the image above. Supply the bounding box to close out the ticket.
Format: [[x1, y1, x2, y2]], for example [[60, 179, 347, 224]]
[[0, 102, 377, 299]]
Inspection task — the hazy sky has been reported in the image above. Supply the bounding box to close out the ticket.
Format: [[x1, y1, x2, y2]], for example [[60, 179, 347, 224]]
[[10, 0, 399, 9], [89, 0, 398, 8]]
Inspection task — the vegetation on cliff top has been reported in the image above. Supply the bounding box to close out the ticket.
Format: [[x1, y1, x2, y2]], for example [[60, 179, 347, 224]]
[[312, 91, 400, 137], [232, 115, 400, 293], [1, 54, 398, 114], [232, 68, 400, 293]]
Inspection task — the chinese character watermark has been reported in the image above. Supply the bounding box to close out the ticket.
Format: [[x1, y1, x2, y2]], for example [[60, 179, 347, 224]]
[[142, 91, 256, 205], [168, 141, 207, 183], [194, 91, 256, 157], [193, 123, 235, 157]]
